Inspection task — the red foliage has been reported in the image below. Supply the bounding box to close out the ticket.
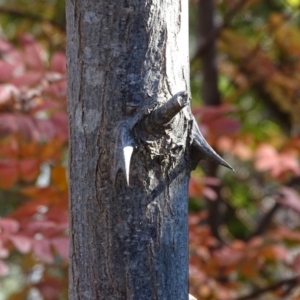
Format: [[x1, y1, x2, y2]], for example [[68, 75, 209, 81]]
[[0, 35, 68, 295], [255, 144, 300, 180], [0, 8, 300, 298], [189, 90, 300, 299]]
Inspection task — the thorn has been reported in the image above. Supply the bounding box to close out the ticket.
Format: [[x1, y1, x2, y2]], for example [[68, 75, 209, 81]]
[[113, 123, 135, 186], [191, 118, 234, 171], [123, 145, 133, 185]]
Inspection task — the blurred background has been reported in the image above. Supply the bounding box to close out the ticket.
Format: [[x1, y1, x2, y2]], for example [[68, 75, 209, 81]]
[[0, 0, 299, 299]]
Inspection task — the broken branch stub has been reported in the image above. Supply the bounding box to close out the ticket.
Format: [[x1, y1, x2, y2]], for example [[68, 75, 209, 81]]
[[137, 91, 189, 136], [151, 91, 189, 126], [114, 91, 233, 186]]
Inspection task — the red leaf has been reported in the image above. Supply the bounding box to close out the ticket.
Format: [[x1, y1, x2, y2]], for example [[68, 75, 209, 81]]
[[17, 115, 40, 140], [0, 84, 18, 105], [19, 158, 40, 182], [203, 187, 218, 200], [11, 71, 43, 87], [0, 113, 39, 140], [262, 244, 288, 261], [204, 177, 221, 186], [254, 144, 278, 171], [30, 99, 61, 115], [4, 49, 25, 72], [40, 223, 68, 239], [0, 260, 9, 275], [0, 240, 9, 258], [278, 187, 300, 213], [51, 112, 68, 140], [0, 138, 19, 159], [276, 151, 300, 177], [19, 34, 44, 70], [9, 235, 32, 253], [26, 221, 56, 235], [0, 247, 8, 259], [193, 105, 240, 138], [0, 218, 19, 233], [0, 114, 18, 136], [32, 239, 53, 263], [291, 254, 300, 271], [35, 118, 57, 140], [50, 52, 66, 74], [45, 79, 67, 99], [51, 237, 69, 260], [46, 207, 68, 224], [208, 117, 241, 135], [0, 37, 13, 52], [272, 227, 300, 242], [232, 141, 253, 160], [36, 277, 62, 300], [214, 245, 244, 266], [0, 61, 16, 82], [255, 145, 300, 178], [8, 199, 44, 220], [193, 104, 236, 121], [0, 160, 19, 189]]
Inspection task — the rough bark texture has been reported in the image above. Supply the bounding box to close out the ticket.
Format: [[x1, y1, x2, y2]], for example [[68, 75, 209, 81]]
[[67, 1, 190, 299]]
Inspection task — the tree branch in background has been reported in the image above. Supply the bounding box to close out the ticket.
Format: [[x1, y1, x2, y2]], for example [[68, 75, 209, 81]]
[[192, 0, 248, 62], [248, 202, 281, 239], [198, 0, 220, 105], [198, 0, 224, 243], [0, 6, 65, 31], [225, 13, 296, 134], [234, 276, 299, 300]]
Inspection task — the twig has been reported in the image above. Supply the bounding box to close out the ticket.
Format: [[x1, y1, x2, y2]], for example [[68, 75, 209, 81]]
[[248, 202, 281, 239], [196, 0, 229, 243], [234, 276, 299, 300]]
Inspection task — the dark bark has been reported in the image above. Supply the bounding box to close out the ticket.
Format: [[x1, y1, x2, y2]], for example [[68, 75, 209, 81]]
[[67, 1, 190, 299], [67, 1, 231, 299], [198, 0, 225, 243], [248, 202, 281, 239], [191, 0, 247, 62], [198, 0, 220, 106]]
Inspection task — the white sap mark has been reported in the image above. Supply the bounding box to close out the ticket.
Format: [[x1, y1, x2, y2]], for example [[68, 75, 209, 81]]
[[84, 11, 99, 24], [123, 146, 133, 185]]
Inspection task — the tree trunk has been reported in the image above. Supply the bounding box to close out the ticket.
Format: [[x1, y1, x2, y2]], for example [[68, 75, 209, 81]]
[[67, 1, 231, 299]]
